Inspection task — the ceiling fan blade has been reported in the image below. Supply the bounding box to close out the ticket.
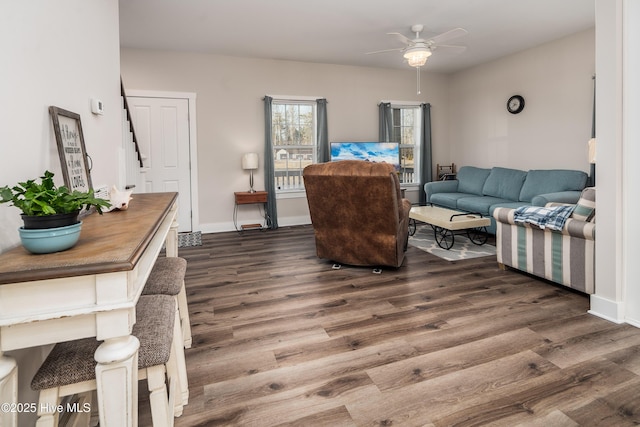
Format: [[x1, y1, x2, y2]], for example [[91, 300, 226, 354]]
[[365, 47, 405, 55], [432, 44, 467, 53], [387, 32, 413, 45], [427, 27, 468, 45]]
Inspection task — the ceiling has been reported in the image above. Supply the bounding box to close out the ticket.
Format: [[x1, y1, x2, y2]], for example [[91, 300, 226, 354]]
[[119, 0, 595, 74]]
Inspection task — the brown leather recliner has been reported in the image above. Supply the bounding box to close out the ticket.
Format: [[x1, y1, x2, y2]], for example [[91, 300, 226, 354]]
[[303, 160, 412, 268]]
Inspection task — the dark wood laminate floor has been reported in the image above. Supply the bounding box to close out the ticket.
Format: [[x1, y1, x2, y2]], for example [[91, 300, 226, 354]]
[[141, 225, 640, 426]]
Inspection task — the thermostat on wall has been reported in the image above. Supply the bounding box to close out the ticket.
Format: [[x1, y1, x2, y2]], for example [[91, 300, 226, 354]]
[[91, 98, 104, 115]]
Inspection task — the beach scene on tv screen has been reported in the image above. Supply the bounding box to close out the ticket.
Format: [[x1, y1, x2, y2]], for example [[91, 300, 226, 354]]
[[330, 142, 400, 169]]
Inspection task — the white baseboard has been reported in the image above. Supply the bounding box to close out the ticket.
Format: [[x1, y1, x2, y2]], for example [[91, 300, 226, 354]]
[[276, 216, 311, 227], [199, 217, 311, 234], [625, 317, 640, 329], [199, 221, 236, 233], [588, 294, 625, 324]]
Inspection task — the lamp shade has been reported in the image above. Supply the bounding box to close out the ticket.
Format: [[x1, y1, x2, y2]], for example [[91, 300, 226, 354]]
[[404, 47, 432, 68], [242, 152, 259, 170], [588, 138, 596, 164]]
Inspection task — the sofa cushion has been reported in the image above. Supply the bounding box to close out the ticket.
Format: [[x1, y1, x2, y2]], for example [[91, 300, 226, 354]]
[[456, 196, 513, 215], [456, 166, 491, 196], [430, 192, 476, 210], [519, 169, 588, 202], [482, 167, 527, 201], [572, 187, 596, 221]]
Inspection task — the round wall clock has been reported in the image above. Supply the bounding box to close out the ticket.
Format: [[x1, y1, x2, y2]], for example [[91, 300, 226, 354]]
[[507, 95, 525, 114]]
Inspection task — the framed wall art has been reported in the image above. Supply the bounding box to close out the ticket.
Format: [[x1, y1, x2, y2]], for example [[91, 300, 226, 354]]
[[49, 106, 93, 193]]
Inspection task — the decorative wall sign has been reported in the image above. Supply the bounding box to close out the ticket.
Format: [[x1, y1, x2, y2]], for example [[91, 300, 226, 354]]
[[49, 106, 93, 192]]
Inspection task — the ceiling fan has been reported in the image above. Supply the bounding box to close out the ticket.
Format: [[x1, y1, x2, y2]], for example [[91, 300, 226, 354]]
[[367, 24, 467, 94], [367, 25, 468, 68]]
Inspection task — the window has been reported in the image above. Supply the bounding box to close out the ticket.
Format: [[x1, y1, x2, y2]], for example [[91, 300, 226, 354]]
[[391, 106, 422, 185], [271, 100, 316, 192]]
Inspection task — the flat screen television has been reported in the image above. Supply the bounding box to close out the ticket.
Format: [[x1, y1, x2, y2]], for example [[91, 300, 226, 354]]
[[330, 142, 400, 171]]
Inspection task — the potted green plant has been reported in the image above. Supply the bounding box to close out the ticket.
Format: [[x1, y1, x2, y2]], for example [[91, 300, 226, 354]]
[[0, 171, 111, 253]]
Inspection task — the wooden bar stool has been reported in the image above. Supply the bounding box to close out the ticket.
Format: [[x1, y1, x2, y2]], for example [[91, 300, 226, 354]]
[[31, 295, 181, 427], [143, 257, 192, 349], [143, 257, 191, 406]]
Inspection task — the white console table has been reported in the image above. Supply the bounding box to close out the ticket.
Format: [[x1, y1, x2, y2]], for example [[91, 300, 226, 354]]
[[0, 192, 179, 427]]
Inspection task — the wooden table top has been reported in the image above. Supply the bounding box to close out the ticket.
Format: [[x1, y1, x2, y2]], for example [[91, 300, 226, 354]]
[[0, 192, 178, 285], [409, 205, 491, 231]]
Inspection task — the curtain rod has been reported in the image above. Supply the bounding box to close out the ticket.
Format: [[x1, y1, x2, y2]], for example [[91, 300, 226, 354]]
[[265, 94, 324, 101], [380, 100, 423, 106]]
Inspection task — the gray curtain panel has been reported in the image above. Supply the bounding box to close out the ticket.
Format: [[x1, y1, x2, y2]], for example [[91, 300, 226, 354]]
[[420, 103, 433, 206], [263, 96, 278, 229], [378, 102, 393, 142], [316, 98, 329, 163]]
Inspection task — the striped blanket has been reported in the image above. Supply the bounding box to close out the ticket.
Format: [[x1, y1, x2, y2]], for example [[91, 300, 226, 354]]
[[513, 205, 575, 231]]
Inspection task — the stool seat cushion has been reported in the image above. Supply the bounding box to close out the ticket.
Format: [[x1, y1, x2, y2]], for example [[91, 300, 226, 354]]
[[31, 295, 175, 390], [142, 257, 187, 296], [32, 337, 99, 388]]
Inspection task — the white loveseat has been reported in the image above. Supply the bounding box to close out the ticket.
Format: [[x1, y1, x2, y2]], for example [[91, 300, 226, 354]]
[[493, 187, 596, 294]]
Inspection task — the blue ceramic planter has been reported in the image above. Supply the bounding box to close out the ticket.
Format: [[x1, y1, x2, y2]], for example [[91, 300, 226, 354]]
[[18, 222, 82, 254]]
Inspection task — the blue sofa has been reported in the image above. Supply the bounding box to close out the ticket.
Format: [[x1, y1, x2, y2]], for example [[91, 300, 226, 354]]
[[424, 166, 588, 234]]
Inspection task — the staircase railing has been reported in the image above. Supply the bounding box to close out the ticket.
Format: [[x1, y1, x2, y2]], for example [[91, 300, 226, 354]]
[[120, 78, 143, 168]]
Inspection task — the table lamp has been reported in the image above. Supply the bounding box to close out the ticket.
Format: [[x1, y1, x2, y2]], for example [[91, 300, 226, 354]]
[[242, 152, 259, 193]]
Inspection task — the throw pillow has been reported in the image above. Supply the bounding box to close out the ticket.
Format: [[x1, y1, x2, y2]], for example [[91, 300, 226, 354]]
[[572, 187, 596, 221]]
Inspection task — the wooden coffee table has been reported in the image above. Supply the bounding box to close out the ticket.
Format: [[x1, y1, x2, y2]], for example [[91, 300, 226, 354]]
[[409, 205, 491, 250]]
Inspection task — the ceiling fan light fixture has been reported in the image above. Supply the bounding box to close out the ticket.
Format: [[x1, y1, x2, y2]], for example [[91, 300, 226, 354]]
[[404, 47, 431, 67]]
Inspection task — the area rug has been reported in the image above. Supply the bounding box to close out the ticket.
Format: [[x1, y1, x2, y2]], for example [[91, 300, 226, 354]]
[[409, 225, 496, 261], [178, 231, 202, 248]]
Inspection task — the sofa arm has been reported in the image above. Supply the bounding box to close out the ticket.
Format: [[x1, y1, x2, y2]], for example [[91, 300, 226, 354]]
[[424, 180, 459, 203], [493, 207, 517, 225], [563, 218, 595, 240], [531, 190, 583, 206], [493, 207, 595, 240]]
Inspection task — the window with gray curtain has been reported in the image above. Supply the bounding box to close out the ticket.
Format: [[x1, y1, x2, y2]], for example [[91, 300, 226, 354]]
[[263, 96, 328, 228], [268, 98, 328, 191], [378, 102, 432, 204]]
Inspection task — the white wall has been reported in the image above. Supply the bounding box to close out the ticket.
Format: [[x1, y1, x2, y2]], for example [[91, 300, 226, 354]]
[[448, 29, 595, 172], [590, 0, 640, 325], [120, 49, 451, 231], [622, 0, 640, 327], [0, 1, 122, 424], [591, 0, 624, 323], [0, 0, 122, 253]]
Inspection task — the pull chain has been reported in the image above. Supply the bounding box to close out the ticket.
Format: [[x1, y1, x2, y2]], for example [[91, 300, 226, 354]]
[[416, 67, 421, 95]]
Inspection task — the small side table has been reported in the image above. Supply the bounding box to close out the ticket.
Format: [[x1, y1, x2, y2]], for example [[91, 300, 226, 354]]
[[234, 191, 268, 231]]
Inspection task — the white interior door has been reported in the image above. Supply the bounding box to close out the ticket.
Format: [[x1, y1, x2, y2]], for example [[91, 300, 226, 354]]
[[128, 96, 192, 232]]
